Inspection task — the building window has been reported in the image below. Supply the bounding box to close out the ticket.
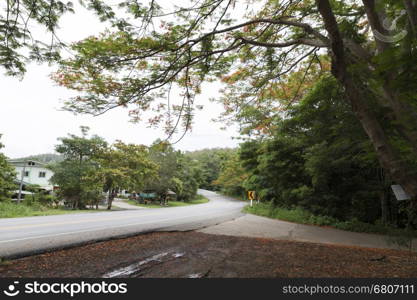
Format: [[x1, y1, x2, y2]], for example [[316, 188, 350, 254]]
[[24, 171, 29, 177], [39, 171, 46, 178]]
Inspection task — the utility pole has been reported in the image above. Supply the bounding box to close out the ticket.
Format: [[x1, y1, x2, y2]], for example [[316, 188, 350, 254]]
[[17, 160, 34, 203]]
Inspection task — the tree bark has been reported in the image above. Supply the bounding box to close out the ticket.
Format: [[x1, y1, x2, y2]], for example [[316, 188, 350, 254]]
[[316, 0, 417, 200], [404, 0, 417, 36], [362, 0, 417, 153], [107, 189, 115, 210]]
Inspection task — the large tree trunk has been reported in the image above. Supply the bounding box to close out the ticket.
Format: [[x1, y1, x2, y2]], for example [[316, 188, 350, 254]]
[[107, 189, 116, 210], [361, 0, 417, 153], [317, 0, 417, 200], [343, 77, 417, 199], [359, 0, 417, 154], [403, 0, 417, 36]]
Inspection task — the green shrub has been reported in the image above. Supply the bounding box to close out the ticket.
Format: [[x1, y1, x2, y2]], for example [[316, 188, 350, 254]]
[[245, 202, 417, 239], [0, 201, 37, 218], [37, 194, 56, 207]]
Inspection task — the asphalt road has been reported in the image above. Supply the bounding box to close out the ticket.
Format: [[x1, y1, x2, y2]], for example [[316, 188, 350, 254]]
[[0, 190, 245, 259]]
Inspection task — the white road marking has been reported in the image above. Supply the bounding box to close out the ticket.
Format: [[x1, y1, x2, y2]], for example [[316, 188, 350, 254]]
[[0, 211, 172, 230], [0, 206, 216, 230], [0, 210, 239, 244]]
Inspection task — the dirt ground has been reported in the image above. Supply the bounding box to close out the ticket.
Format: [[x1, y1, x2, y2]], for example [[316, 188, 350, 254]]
[[1, 231, 416, 278]]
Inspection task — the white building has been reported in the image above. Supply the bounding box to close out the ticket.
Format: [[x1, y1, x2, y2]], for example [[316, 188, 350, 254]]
[[8, 160, 54, 191]]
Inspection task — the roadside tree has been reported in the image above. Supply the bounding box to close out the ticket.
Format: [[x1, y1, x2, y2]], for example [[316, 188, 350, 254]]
[[52, 0, 417, 202], [94, 141, 158, 209], [49, 127, 107, 209], [0, 134, 16, 201]]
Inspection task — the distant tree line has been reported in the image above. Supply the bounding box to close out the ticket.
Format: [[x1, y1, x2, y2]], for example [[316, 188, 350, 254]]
[[185, 148, 236, 191], [14, 153, 64, 164], [48, 127, 202, 209], [0, 128, 202, 210]]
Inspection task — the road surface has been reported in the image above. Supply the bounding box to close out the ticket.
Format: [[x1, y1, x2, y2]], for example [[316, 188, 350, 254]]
[[0, 190, 244, 258], [112, 198, 146, 210]]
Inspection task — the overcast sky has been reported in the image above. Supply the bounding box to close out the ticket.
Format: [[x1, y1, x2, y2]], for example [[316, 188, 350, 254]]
[[0, 3, 240, 158]]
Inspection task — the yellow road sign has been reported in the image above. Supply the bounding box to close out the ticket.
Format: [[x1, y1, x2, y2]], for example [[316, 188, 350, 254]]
[[248, 191, 255, 200]]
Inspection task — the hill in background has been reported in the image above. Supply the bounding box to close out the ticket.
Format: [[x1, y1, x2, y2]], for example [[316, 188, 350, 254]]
[[13, 153, 64, 164]]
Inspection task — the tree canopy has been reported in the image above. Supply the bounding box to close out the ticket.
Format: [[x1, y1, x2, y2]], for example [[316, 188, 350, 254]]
[[0, 0, 131, 76], [212, 75, 414, 227], [0, 0, 76, 76], [48, 128, 202, 209], [143, 140, 202, 201], [96, 140, 158, 209], [3, 1, 417, 205], [185, 147, 236, 190], [49, 0, 417, 201], [50, 127, 108, 208]]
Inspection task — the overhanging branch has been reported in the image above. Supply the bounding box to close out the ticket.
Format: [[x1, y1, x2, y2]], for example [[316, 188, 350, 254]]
[[239, 36, 328, 48]]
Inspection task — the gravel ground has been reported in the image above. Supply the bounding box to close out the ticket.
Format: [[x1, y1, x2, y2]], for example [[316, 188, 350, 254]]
[[1, 231, 416, 278]]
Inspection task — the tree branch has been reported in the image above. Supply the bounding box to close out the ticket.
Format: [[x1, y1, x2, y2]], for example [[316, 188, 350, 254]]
[[362, 0, 390, 53], [343, 38, 373, 61], [182, 17, 330, 49], [239, 36, 328, 48]]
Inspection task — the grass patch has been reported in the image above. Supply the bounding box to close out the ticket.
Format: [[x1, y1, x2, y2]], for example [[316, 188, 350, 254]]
[[0, 201, 112, 218], [188, 194, 210, 204], [127, 194, 209, 208], [244, 202, 417, 240], [126, 200, 162, 208]]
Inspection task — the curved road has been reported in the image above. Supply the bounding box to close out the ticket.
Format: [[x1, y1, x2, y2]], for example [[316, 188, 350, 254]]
[[0, 190, 244, 259]]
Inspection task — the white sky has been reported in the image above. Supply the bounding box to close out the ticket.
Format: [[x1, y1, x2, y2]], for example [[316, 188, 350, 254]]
[[0, 3, 240, 158]]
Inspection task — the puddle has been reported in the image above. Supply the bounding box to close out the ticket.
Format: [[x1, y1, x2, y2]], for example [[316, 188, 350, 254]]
[[103, 251, 186, 278], [103, 263, 141, 278], [103, 252, 169, 278], [172, 252, 185, 258]]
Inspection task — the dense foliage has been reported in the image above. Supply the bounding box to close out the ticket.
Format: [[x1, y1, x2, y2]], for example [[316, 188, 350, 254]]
[[48, 128, 201, 209], [241, 77, 381, 221], [213, 151, 247, 197], [185, 148, 236, 191], [92, 140, 158, 209], [143, 141, 202, 202], [213, 76, 416, 228], [49, 0, 417, 202], [49, 127, 108, 209]]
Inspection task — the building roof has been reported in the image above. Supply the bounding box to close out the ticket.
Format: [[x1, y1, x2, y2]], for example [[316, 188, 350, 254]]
[[8, 159, 46, 167]]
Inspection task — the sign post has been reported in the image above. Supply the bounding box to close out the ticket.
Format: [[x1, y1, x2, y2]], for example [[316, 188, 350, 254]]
[[248, 191, 255, 207], [391, 185, 411, 201]]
